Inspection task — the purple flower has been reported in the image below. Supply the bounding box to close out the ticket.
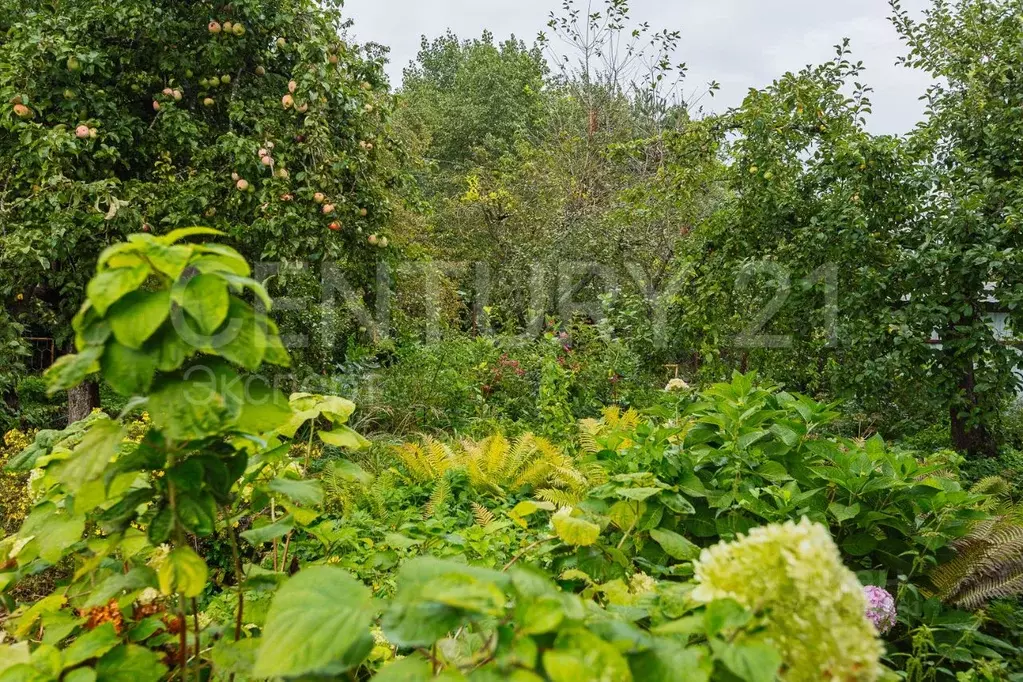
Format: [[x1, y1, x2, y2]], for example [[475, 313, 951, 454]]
[[863, 585, 897, 633]]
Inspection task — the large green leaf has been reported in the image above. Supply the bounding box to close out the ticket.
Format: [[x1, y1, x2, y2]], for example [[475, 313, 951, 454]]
[[45, 346, 103, 394], [543, 628, 633, 682], [148, 364, 242, 441], [62, 623, 120, 668], [108, 290, 172, 349], [55, 418, 126, 492], [209, 298, 266, 371], [628, 643, 710, 682], [268, 478, 324, 507], [146, 244, 193, 280], [181, 273, 230, 335], [649, 528, 701, 561], [0, 643, 29, 674], [709, 639, 781, 682], [234, 379, 293, 435], [17, 504, 84, 564], [95, 644, 168, 682], [253, 566, 374, 678], [158, 546, 208, 598], [319, 425, 370, 450], [101, 341, 157, 396], [553, 510, 601, 547], [87, 264, 151, 316], [240, 516, 295, 546], [372, 656, 433, 681], [157, 227, 225, 245]]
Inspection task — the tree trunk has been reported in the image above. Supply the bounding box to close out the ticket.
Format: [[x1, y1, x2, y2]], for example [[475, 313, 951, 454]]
[[949, 357, 998, 458], [67, 381, 100, 425]]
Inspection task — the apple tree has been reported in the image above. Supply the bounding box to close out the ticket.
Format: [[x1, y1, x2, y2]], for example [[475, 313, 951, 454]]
[[0, 0, 407, 420]]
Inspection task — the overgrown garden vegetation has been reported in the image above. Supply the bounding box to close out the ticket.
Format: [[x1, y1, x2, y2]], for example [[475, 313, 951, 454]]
[[1, 0, 1022, 680]]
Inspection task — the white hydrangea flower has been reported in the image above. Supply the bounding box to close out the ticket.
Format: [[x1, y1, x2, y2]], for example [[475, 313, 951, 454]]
[[693, 518, 884, 682], [664, 378, 691, 392]]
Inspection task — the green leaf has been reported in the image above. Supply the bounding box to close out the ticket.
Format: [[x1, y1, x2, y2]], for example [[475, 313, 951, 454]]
[[240, 517, 295, 546], [330, 459, 373, 485], [709, 639, 781, 682], [0, 643, 30, 675], [703, 598, 752, 637], [269, 478, 324, 507], [158, 546, 208, 598], [148, 364, 242, 440], [828, 502, 861, 524], [209, 298, 266, 371], [842, 533, 878, 556], [87, 264, 152, 316], [210, 638, 260, 678], [372, 656, 433, 682], [629, 643, 710, 682], [649, 528, 701, 561], [157, 227, 225, 245], [319, 425, 370, 450], [84, 567, 158, 608], [616, 487, 663, 501], [62, 623, 120, 668], [146, 244, 193, 280], [108, 290, 172, 349], [101, 341, 157, 396], [518, 595, 565, 635], [234, 379, 293, 435], [12, 593, 66, 638], [56, 418, 126, 492], [543, 628, 632, 682], [191, 244, 251, 276], [95, 644, 168, 682], [64, 669, 96, 682], [151, 324, 191, 372], [181, 274, 230, 335], [220, 273, 273, 311], [45, 346, 103, 394], [253, 566, 374, 678], [553, 509, 601, 547]]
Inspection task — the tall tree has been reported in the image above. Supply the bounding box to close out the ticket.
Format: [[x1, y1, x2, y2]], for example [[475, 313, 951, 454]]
[[0, 0, 405, 421], [891, 0, 1023, 456], [399, 31, 547, 171]]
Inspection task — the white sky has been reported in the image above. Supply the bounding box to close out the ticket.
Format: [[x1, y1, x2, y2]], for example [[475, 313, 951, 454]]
[[344, 0, 935, 135]]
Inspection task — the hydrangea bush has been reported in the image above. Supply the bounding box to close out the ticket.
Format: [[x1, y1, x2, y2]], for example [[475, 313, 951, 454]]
[[863, 585, 898, 634], [692, 517, 884, 682]]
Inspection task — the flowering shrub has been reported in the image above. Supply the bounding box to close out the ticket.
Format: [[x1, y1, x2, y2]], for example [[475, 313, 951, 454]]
[[692, 518, 884, 682], [0, 429, 32, 534], [863, 585, 897, 634]]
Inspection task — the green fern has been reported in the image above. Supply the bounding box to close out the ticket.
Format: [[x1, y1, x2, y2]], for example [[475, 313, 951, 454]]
[[932, 505, 1023, 609], [536, 487, 582, 507], [424, 476, 451, 519], [471, 502, 496, 527]]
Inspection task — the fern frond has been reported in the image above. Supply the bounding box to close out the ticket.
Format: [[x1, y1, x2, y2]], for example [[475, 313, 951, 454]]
[[394, 442, 441, 483], [424, 476, 450, 519], [483, 434, 510, 479], [471, 502, 496, 527], [933, 511, 1023, 609], [536, 488, 582, 507], [425, 437, 454, 476], [971, 476, 1010, 498], [550, 465, 588, 491], [577, 425, 601, 455], [619, 408, 641, 432], [578, 461, 608, 487], [601, 406, 623, 428], [512, 460, 553, 489], [505, 433, 538, 481]]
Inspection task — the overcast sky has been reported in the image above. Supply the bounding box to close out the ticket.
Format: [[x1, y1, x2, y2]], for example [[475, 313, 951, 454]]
[[344, 0, 936, 135]]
